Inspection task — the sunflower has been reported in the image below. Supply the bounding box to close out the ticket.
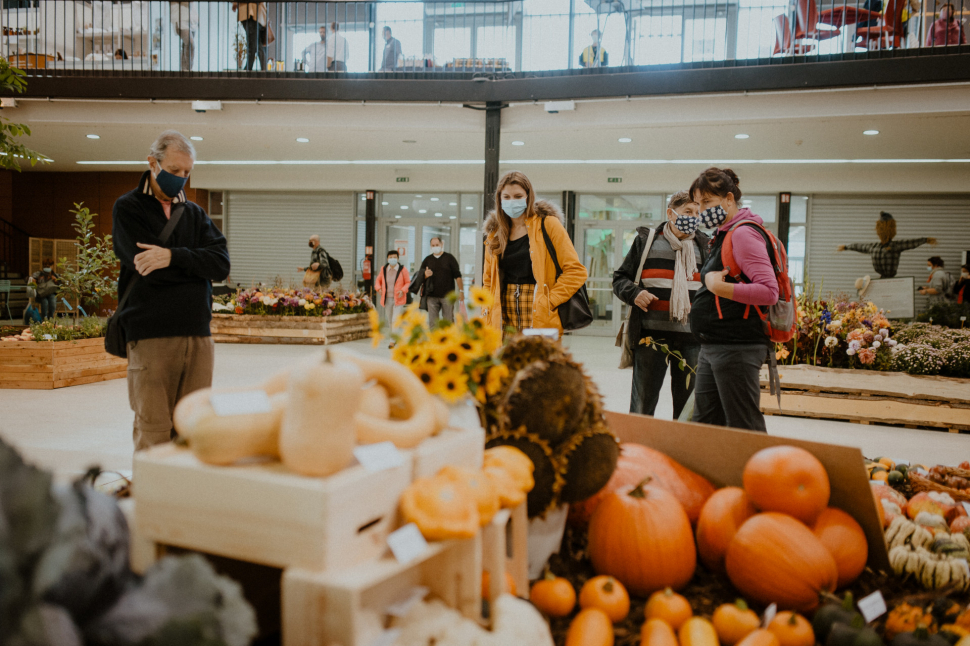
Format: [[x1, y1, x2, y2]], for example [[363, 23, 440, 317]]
[[411, 363, 441, 394], [478, 326, 503, 354], [469, 286, 494, 309], [439, 372, 469, 403], [484, 363, 510, 396], [368, 308, 383, 348], [429, 326, 459, 346], [438, 341, 471, 372]]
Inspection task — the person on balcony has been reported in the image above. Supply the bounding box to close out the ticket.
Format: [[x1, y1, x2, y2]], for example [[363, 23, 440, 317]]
[[327, 22, 348, 72], [381, 26, 403, 71], [580, 30, 608, 68], [302, 25, 328, 73], [170, 2, 198, 71], [232, 2, 268, 71], [926, 3, 967, 45]]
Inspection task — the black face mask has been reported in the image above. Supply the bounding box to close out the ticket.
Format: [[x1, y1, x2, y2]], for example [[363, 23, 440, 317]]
[[308, 242, 314, 248]]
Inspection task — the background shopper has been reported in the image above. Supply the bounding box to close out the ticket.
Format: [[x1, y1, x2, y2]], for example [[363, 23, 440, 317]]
[[327, 22, 348, 71], [22, 297, 41, 325], [29, 260, 60, 320], [926, 3, 967, 46], [954, 264, 969, 303], [375, 249, 410, 326], [232, 2, 268, 71], [482, 171, 588, 338], [416, 237, 462, 324], [301, 25, 328, 72], [298, 235, 333, 289], [919, 256, 950, 304], [169, 2, 197, 71], [689, 168, 778, 432], [614, 191, 708, 418], [381, 26, 403, 71], [112, 130, 230, 452]]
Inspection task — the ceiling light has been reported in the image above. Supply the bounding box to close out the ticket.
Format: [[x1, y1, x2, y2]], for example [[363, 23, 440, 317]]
[[296, 137, 310, 143], [466, 206, 475, 210], [190, 136, 204, 141], [863, 130, 880, 136], [418, 209, 428, 213], [395, 215, 402, 219], [401, 206, 409, 210], [415, 195, 423, 197], [86, 134, 100, 139], [403, 140, 417, 143], [382, 201, 389, 205], [618, 138, 632, 143], [435, 213, 443, 217], [430, 197, 439, 201], [735, 134, 750, 139], [449, 216, 457, 219], [512, 141, 525, 146], [449, 202, 457, 206]]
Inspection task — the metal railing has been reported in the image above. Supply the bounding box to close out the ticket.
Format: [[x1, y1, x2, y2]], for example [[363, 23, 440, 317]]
[[0, 0, 966, 78]]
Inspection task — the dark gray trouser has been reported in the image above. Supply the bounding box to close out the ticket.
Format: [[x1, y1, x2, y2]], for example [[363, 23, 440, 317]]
[[691, 343, 769, 432], [426, 297, 454, 325], [630, 336, 700, 419]]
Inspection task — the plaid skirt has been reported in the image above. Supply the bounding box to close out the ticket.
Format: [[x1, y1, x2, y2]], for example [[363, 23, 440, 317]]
[[501, 283, 535, 340]]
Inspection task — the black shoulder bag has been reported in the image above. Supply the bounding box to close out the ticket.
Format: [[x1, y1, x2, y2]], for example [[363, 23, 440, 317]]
[[105, 205, 185, 358], [539, 217, 593, 331]]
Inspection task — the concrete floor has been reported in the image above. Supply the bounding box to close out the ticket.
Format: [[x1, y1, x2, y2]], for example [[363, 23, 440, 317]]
[[1, 335, 967, 480]]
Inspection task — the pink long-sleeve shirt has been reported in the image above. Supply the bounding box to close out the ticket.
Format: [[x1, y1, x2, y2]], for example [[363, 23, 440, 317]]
[[718, 209, 779, 307], [925, 18, 967, 46]]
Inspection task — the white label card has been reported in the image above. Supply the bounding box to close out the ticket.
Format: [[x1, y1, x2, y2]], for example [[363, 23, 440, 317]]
[[387, 523, 428, 565], [210, 390, 272, 417], [870, 480, 886, 487], [857, 591, 887, 623], [368, 629, 401, 646], [962, 501, 970, 515], [42, 334, 52, 340], [354, 442, 405, 473], [763, 604, 777, 627], [523, 328, 559, 339], [386, 586, 430, 618], [915, 468, 929, 475]]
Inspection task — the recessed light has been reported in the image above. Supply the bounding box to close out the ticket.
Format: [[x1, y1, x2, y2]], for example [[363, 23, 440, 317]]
[[449, 216, 457, 219], [401, 206, 409, 210], [86, 134, 100, 139], [511, 141, 525, 146], [403, 140, 417, 143], [735, 134, 750, 139], [435, 213, 443, 217], [863, 130, 880, 136], [395, 215, 402, 219], [449, 202, 457, 206], [296, 137, 310, 143], [466, 206, 474, 210], [382, 201, 389, 205], [190, 136, 204, 141], [430, 197, 439, 201], [418, 209, 428, 213], [618, 138, 632, 143]]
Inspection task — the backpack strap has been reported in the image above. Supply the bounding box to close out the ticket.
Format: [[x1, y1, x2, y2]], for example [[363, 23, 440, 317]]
[[721, 220, 778, 281]]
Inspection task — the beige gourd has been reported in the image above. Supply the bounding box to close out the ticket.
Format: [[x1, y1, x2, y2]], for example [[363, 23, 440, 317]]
[[359, 382, 391, 419], [173, 387, 286, 465], [279, 350, 364, 477]]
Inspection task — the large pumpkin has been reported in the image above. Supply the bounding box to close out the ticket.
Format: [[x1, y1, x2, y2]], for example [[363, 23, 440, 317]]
[[587, 478, 697, 596], [812, 507, 868, 588], [742, 446, 830, 525], [695, 487, 758, 574], [725, 513, 838, 612], [570, 443, 715, 526]]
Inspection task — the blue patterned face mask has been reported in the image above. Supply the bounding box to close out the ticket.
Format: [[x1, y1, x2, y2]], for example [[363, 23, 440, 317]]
[[673, 213, 700, 235], [699, 205, 728, 229]]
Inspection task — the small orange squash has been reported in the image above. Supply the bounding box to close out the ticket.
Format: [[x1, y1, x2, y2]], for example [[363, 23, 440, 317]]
[[696, 487, 758, 574], [530, 572, 576, 618], [481, 569, 517, 598], [737, 629, 781, 646], [712, 599, 761, 646], [438, 466, 500, 526], [399, 476, 479, 541], [725, 512, 838, 612], [812, 507, 868, 588], [567, 608, 615, 646], [579, 576, 630, 623], [679, 617, 719, 646], [645, 588, 693, 630], [742, 446, 830, 525], [768, 612, 815, 646], [642, 618, 680, 646]]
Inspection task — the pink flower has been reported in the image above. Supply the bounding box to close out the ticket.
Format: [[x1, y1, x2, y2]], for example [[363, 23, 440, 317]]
[[858, 348, 876, 365], [847, 329, 865, 342]]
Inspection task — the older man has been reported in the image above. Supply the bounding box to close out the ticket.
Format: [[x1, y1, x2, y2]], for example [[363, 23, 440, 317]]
[[298, 235, 333, 289], [112, 130, 230, 452]]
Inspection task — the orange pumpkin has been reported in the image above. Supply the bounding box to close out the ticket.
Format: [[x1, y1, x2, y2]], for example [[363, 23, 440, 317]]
[[481, 569, 517, 598], [588, 479, 697, 596], [696, 487, 758, 574], [530, 572, 576, 618], [579, 576, 631, 622], [767, 612, 815, 646], [680, 617, 720, 646], [952, 516, 970, 534], [812, 507, 868, 588], [567, 608, 615, 646], [742, 446, 830, 525], [737, 629, 781, 646], [642, 618, 680, 646], [725, 512, 838, 612], [645, 588, 693, 630], [570, 444, 715, 527], [712, 599, 761, 646]]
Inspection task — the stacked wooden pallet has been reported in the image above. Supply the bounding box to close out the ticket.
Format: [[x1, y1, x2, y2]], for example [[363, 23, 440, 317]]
[[210, 313, 371, 346], [0, 337, 126, 389]]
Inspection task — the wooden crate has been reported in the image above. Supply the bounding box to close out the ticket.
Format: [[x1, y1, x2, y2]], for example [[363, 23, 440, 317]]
[[760, 365, 970, 433], [0, 337, 127, 389], [210, 313, 370, 346], [482, 502, 529, 602]]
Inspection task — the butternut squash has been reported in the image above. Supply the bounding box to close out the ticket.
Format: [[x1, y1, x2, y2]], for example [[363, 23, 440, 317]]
[[679, 617, 720, 646], [173, 387, 286, 465], [279, 351, 364, 477]]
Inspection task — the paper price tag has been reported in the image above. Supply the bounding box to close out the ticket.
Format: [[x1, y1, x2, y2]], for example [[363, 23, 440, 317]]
[[523, 328, 559, 339], [763, 604, 777, 628], [870, 480, 886, 486], [354, 442, 405, 473], [368, 629, 401, 646], [953, 559, 970, 578], [915, 467, 929, 476], [210, 390, 272, 417], [386, 586, 430, 618], [42, 334, 52, 340], [858, 591, 887, 623], [962, 501, 970, 515], [387, 523, 428, 566]]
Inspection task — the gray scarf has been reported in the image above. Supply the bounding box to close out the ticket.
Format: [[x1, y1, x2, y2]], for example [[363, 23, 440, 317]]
[[662, 222, 697, 324]]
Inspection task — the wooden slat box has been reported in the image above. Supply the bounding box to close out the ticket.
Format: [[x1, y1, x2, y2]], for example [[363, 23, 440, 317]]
[[210, 313, 371, 346], [0, 337, 127, 389]]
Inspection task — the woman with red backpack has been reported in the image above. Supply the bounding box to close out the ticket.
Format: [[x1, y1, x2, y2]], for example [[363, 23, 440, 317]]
[[688, 168, 781, 432]]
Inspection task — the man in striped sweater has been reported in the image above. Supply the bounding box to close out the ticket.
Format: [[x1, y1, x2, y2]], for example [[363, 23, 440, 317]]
[[613, 191, 709, 418]]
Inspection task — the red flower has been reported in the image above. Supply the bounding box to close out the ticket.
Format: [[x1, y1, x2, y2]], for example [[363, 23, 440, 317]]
[[234, 306, 243, 314]]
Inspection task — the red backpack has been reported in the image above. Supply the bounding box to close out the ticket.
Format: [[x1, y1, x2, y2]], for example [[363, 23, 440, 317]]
[[721, 220, 798, 343]]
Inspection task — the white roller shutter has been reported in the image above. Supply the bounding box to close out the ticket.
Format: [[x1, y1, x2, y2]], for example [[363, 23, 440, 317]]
[[807, 195, 970, 313], [225, 192, 355, 288]]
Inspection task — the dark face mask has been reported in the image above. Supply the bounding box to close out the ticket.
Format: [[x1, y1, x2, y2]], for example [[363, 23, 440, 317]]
[[309, 242, 314, 248], [152, 162, 188, 199]]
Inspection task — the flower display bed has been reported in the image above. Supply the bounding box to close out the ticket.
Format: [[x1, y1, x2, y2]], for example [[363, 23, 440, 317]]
[[209, 312, 371, 346], [760, 364, 970, 433], [0, 337, 126, 389]]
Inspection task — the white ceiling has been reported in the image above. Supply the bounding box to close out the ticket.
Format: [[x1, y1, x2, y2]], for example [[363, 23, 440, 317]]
[[8, 82, 970, 194]]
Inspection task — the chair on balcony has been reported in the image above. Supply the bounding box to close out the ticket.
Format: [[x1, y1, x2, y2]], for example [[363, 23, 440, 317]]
[[772, 14, 817, 55], [795, 0, 844, 44], [855, 0, 906, 49]]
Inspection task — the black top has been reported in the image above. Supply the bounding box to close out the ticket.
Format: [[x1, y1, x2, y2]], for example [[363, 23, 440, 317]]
[[112, 171, 231, 343], [500, 235, 536, 285], [417, 252, 462, 299]]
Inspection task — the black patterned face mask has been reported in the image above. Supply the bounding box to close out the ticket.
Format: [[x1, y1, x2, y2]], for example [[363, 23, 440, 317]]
[[673, 213, 700, 235], [699, 205, 728, 229]]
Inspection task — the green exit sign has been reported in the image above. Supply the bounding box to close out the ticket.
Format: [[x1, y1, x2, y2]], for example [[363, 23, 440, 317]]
[[608, 177, 622, 183], [396, 177, 409, 183]]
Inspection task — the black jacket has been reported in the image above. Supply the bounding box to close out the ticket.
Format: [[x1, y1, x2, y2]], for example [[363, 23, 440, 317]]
[[112, 172, 230, 343]]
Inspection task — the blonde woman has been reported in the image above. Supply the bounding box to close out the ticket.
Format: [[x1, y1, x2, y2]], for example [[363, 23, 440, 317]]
[[482, 171, 588, 338]]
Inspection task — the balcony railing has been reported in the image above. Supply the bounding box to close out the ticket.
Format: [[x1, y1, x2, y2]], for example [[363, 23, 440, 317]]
[[1, 0, 967, 79]]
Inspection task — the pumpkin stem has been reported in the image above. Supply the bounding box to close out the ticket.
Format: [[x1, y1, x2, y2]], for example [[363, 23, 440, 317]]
[[629, 477, 653, 498], [544, 569, 557, 582], [736, 599, 750, 612], [788, 614, 799, 626], [841, 592, 855, 612], [914, 625, 930, 640], [664, 588, 674, 597], [603, 579, 615, 593]]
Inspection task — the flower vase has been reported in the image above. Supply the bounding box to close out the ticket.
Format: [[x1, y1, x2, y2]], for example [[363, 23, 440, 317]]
[[527, 504, 569, 580]]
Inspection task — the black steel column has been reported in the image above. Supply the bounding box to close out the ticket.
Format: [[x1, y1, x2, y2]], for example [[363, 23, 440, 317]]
[[367, 3, 377, 72], [365, 190, 377, 299], [778, 192, 792, 250], [563, 190, 577, 240], [483, 101, 502, 215]]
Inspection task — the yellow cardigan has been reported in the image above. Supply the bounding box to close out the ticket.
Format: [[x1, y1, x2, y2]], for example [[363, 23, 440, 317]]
[[482, 201, 588, 335]]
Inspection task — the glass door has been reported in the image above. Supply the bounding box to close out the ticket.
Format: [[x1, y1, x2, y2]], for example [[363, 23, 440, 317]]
[[575, 222, 642, 336]]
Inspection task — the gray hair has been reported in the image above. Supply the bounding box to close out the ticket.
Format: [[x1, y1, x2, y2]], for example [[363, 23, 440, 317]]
[[149, 130, 196, 162]]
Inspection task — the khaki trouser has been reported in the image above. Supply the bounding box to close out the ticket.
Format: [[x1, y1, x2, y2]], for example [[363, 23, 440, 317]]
[[127, 336, 215, 451]]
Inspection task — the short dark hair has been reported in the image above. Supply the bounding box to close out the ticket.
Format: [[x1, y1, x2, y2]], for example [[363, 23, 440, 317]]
[[387, 250, 399, 258], [928, 256, 944, 267], [430, 237, 443, 245], [331, 21, 339, 31], [690, 167, 742, 203], [384, 26, 392, 34]]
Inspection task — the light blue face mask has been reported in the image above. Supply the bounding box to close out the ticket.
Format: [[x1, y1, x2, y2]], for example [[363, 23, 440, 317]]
[[502, 198, 528, 218]]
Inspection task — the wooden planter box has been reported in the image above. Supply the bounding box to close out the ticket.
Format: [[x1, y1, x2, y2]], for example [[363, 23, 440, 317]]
[[210, 312, 371, 346], [0, 337, 127, 390], [760, 364, 970, 433]]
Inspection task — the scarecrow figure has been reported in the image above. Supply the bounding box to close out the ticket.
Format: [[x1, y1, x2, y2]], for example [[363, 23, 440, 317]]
[[836, 211, 936, 278]]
